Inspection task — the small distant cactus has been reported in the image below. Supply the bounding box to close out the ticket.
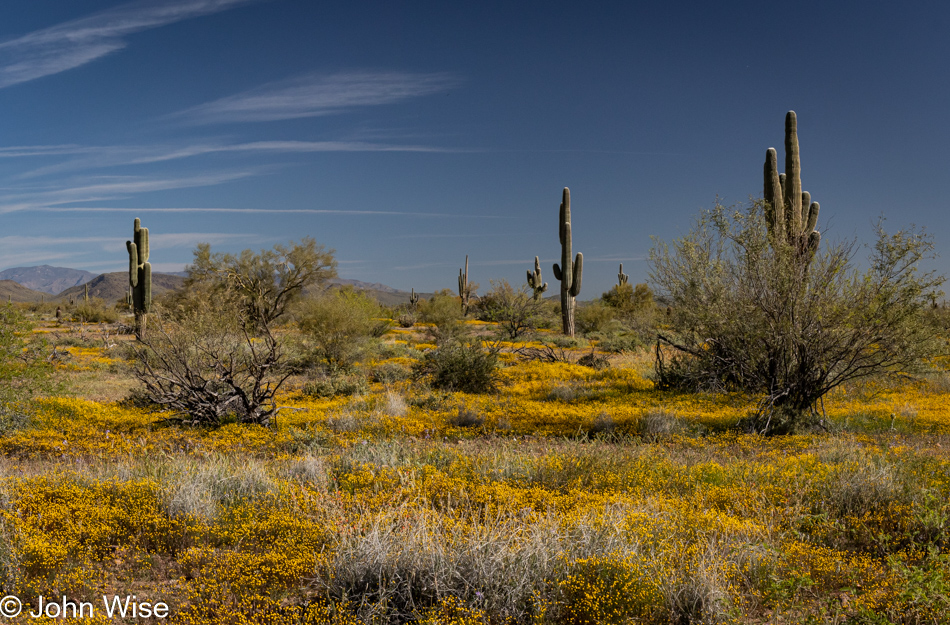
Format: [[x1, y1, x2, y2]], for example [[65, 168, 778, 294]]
[[763, 111, 820, 258], [618, 264, 628, 287], [552, 187, 583, 337], [526, 256, 548, 301], [458, 255, 473, 314], [126, 218, 152, 340], [408, 288, 420, 310], [83, 283, 89, 302]]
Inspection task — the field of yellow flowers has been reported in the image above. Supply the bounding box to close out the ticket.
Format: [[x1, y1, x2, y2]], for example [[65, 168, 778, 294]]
[[0, 325, 948, 624]]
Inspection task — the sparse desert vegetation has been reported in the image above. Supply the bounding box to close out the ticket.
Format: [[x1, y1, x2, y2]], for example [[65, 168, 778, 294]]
[[0, 266, 948, 624], [0, 116, 948, 625]]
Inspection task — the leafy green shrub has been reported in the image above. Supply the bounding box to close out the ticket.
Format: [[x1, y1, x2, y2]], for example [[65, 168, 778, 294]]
[[0, 305, 54, 431], [541, 335, 588, 349], [72, 297, 118, 323], [296, 288, 389, 372], [575, 301, 622, 335], [418, 289, 466, 344], [594, 333, 642, 354], [303, 372, 368, 398], [182, 237, 337, 327], [413, 340, 499, 393], [652, 202, 943, 433], [371, 361, 412, 384]]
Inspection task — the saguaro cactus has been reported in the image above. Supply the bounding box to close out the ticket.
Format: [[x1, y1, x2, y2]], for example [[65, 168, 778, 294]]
[[126, 218, 152, 340], [458, 255, 473, 314], [526, 256, 548, 301], [552, 187, 583, 337], [618, 264, 629, 287], [763, 111, 820, 258], [408, 288, 420, 311]]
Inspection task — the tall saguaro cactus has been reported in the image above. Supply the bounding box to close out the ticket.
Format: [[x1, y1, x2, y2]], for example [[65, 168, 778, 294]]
[[618, 264, 629, 287], [763, 111, 821, 258], [552, 187, 583, 337], [126, 218, 152, 340], [526, 256, 548, 301]]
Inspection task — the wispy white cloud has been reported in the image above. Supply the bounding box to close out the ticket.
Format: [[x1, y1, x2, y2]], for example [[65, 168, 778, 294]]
[[11, 139, 458, 179], [583, 255, 646, 262], [0, 232, 250, 272], [0, 145, 101, 158], [172, 71, 459, 124], [32, 207, 483, 218], [0, 170, 258, 213], [0, 0, 261, 89]]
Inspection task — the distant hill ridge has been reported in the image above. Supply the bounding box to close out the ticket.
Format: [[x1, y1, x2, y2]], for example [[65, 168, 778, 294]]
[[0, 280, 48, 303], [57, 272, 185, 303], [0, 265, 428, 306]]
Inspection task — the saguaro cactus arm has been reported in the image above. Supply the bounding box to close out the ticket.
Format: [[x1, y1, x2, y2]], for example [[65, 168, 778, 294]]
[[569, 253, 582, 297], [527, 256, 548, 300]]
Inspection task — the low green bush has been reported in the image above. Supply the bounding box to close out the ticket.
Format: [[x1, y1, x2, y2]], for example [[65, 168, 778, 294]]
[[413, 340, 499, 393]]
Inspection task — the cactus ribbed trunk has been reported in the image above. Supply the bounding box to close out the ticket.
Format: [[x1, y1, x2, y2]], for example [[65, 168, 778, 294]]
[[126, 218, 152, 340], [552, 187, 583, 337]]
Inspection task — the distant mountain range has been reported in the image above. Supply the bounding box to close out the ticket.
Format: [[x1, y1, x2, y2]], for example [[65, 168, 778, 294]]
[[0, 265, 95, 294], [0, 265, 427, 306]]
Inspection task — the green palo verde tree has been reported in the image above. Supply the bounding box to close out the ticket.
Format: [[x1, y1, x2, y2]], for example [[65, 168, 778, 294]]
[[650, 112, 944, 433], [552, 187, 583, 337]]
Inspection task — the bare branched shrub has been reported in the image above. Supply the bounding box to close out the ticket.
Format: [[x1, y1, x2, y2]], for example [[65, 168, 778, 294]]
[[577, 349, 610, 370], [516, 344, 577, 365], [128, 303, 292, 427], [474, 280, 547, 340]]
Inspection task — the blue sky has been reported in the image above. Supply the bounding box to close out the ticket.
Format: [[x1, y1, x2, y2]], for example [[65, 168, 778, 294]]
[[1, 0, 948, 296]]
